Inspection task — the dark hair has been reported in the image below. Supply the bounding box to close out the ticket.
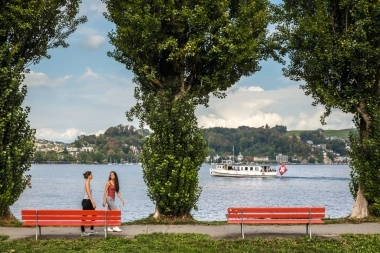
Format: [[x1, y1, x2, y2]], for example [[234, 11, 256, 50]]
[[109, 171, 120, 192], [83, 171, 92, 179]]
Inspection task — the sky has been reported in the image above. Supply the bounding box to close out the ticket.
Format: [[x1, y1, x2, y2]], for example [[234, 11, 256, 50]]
[[23, 0, 355, 143]]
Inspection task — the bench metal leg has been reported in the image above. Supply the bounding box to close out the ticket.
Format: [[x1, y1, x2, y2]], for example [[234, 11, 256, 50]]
[[35, 226, 41, 240], [241, 223, 245, 239], [306, 224, 311, 238]]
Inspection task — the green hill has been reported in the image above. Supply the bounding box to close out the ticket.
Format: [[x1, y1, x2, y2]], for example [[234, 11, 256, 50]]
[[286, 128, 356, 139]]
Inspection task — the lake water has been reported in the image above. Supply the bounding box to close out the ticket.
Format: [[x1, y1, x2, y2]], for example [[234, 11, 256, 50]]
[[10, 164, 355, 222]]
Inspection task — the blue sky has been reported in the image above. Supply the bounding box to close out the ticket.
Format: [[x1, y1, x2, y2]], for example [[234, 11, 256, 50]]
[[23, 0, 354, 143]]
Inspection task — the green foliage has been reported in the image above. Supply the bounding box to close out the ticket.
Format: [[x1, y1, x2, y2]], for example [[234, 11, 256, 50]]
[[140, 93, 207, 216], [349, 108, 380, 216], [204, 126, 348, 161], [275, 1, 380, 215], [0, 0, 86, 216], [0, 68, 35, 217], [103, 0, 276, 218], [274, 1, 380, 121], [286, 129, 356, 139], [103, 0, 275, 103]]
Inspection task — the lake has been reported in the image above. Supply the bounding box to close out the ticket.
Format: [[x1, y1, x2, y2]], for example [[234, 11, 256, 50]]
[[10, 164, 355, 222]]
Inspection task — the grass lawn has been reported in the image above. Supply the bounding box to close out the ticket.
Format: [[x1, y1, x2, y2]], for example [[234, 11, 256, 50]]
[[2, 216, 380, 252], [1, 233, 380, 253]]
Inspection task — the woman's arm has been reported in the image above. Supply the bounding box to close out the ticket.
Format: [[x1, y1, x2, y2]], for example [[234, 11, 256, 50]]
[[117, 191, 125, 206], [85, 181, 96, 209], [102, 181, 110, 207]]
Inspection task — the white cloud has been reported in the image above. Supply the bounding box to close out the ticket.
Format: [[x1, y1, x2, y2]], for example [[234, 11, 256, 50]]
[[77, 68, 101, 82], [196, 85, 354, 131], [95, 130, 105, 137], [238, 86, 264, 92], [24, 71, 73, 88], [82, 34, 106, 50], [80, 1, 107, 18], [76, 26, 100, 36], [36, 128, 85, 143]]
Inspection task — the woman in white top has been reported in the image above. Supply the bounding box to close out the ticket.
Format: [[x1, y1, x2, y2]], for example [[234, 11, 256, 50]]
[[81, 171, 98, 236]]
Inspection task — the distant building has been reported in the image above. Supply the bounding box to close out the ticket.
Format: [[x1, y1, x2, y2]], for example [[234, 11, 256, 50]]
[[67, 147, 79, 157], [81, 147, 93, 152], [253, 156, 269, 161], [237, 152, 244, 161], [276, 154, 288, 163]]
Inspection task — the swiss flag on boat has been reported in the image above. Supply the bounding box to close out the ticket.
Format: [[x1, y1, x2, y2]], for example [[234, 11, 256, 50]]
[[279, 163, 287, 176]]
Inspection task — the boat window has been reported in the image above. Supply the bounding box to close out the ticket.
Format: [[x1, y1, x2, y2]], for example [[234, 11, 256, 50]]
[[250, 167, 253, 171], [245, 167, 248, 171], [255, 167, 259, 171]]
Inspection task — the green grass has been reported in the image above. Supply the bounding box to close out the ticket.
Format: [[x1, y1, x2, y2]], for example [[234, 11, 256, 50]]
[[1, 233, 380, 252], [286, 128, 356, 138], [322, 129, 357, 139]]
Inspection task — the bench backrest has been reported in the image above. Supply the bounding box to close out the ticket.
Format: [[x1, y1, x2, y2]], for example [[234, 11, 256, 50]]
[[227, 207, 325, 220], [22, 210, 121, 224]]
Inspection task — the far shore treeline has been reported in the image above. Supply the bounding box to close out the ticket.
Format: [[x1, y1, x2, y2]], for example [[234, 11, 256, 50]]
[[33, 124, 355, 165]]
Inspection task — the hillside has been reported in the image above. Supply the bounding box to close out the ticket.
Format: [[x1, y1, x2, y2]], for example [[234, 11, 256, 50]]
[[34, 125, 351, 164], [286, 128, 356, 139]]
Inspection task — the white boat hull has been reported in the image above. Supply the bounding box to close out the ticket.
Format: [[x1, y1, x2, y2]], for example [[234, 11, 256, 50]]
[[210, 168, 277, 178], [209, 160, 278, 178]]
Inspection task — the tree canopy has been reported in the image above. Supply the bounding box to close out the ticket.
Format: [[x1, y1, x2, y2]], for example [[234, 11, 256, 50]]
[[0, 0, 86, 218], [103, 0, 276, 218], [103, 0, 275, 104], [274, 0, 380, 217]]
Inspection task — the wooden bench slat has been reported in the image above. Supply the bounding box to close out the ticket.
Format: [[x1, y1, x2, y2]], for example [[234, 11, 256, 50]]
[[227, 219, 325, 224], [22, 221, 121, 226], [22, 215, 121, 220], [228, 207, 325, 213], [227, 213, 325, 219], [21, 210, 120, 215]]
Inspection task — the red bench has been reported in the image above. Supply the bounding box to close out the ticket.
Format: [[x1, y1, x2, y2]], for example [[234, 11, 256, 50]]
[[227, 207, 325, 238], [21, 209, 121, 239]]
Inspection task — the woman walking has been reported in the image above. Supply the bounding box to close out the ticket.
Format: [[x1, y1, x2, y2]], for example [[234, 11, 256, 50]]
[[81, 171, 98, 236], [102, 171, 125, 232]]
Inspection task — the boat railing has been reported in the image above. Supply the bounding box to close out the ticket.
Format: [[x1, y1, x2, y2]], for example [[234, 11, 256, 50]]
[[221, 160, 233, 165]]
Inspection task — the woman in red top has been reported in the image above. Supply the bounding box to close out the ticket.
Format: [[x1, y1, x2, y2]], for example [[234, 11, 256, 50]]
[[102, 171, 125, 232]]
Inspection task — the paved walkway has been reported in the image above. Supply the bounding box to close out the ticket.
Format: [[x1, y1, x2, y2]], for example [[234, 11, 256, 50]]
[[1, 223, 379, 240]]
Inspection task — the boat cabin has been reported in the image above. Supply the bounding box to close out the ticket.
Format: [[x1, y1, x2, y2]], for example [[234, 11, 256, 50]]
[[213, 160, 276, 172]]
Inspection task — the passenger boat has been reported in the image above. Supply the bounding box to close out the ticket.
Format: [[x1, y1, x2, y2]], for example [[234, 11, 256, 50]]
[[209, 160, 278, 178]]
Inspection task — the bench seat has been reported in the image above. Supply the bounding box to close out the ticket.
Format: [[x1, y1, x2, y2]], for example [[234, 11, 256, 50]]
[[22, 209, 121, 239], [227, 207, 325, 238]]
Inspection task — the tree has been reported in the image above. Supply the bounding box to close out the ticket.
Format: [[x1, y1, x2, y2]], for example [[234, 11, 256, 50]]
[[103, 0, 275, 218], [139, 95, 207, 218], [0, 0, 86, 219], [275, 1, 380, 217]]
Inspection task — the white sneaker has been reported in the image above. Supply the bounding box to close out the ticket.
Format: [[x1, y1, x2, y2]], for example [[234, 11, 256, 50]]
[[104, 227, 113, 232], [113, 226, 122, 232], [88, 230, 99, 235], [81, 231, 90, 236]]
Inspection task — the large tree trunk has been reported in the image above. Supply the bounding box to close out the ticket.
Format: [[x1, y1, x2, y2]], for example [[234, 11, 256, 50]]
[[153, 204, 161, 219], [350, 185, 368, 218], [0, 206, 17, 224]]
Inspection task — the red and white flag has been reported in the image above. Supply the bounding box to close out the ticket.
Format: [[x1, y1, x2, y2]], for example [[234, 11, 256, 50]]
[[279, 163, 287, 176]]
